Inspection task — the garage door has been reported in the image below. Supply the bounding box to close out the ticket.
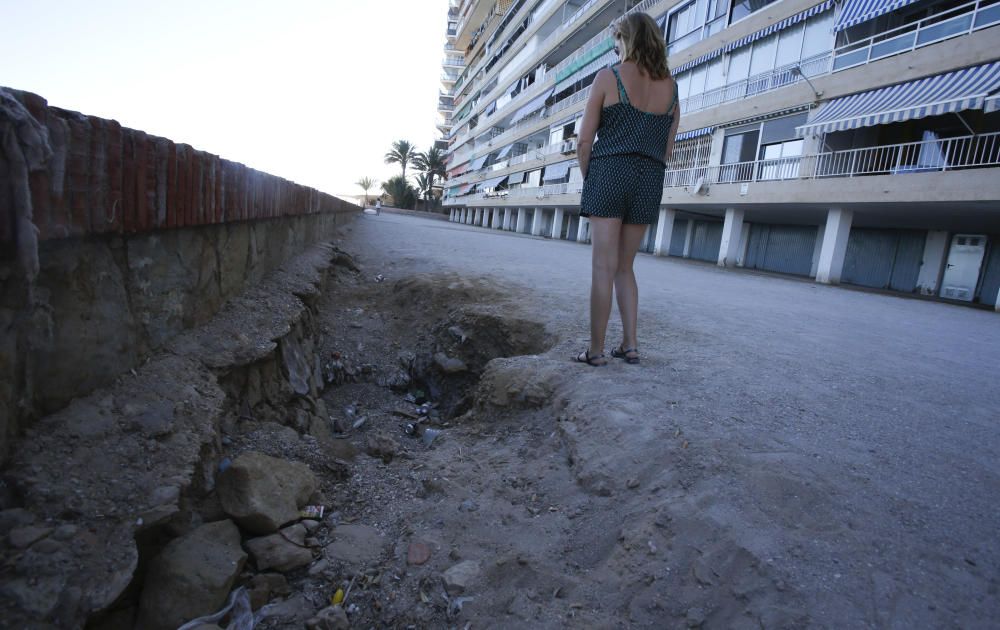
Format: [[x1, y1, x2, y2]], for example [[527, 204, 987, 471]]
[[690, 221, 723, 262], [744, 225, 818, 276], [976, 236, 1000, 305], [669, 221, 687, 256], [842, 229, 926, 292]]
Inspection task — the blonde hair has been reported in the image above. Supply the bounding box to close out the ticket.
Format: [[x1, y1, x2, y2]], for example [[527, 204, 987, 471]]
[[614, 13, 670, 80]]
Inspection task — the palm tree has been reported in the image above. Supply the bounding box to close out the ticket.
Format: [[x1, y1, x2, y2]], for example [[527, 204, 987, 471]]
[[384, 140, 417, 180], [381, 175, 416, 209], [355, 176, 376, 207], [414, 173, 434, 208], [413, 146, 447, 192]]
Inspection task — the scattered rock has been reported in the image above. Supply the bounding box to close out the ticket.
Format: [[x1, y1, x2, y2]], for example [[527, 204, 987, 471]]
[[305, 604, 350, 630], [136, 520, 246, 630], [365, 431, 400, 464], [245, 523, 314, 572], [8, 525, 52, 549], [125, 400, 175, 437], [325, 524, 385, 567], [32, 538, 63, 554], [407, 541, 431, 565], [216, 451, 318, 534], [301, 519, 321, 533], [459, 499, 479, 512], [248, 572, 290, 610], [443, 560, 481, 595], [0, 508, 35, 534], [52, 524, 78, 541], [257, 593, 311, 623], [149, 485, 180, 507], [308, 558, 330, 576], [434, 352, 468, 374], [626, 478, 640, 489]]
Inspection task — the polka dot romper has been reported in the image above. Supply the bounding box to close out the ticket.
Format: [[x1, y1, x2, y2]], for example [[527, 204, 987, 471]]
[[580, 65, 678, 225]]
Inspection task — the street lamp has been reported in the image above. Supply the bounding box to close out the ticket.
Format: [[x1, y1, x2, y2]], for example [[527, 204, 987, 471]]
[[791, 65, 823, 100]]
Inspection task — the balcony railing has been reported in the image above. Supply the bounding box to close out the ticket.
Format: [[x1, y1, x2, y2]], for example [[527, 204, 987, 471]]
[[833, 0, 1000, 72], [443, 132, 1000, 204], [680, 52, 831, 115], [662, 132, 1000, 187]]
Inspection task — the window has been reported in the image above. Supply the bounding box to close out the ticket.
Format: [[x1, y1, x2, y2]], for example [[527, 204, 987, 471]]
[[801, 11, 835, 59], [748, 34, 778, 77], [721, 123, 761, 181], [668, 1, 701, 42], [758, 140, 803, 178], [729, 0, 779, 24], [727, 47, 751, 84], [774, 24, 804, 68]]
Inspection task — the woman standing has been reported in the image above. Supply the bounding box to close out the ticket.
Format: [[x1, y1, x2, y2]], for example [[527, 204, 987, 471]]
[[574, 12, 680, 366]]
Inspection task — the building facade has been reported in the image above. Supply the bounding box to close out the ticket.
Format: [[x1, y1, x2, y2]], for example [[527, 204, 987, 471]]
[[439, 1, 466, 141], [440, 0, 1000, 310]]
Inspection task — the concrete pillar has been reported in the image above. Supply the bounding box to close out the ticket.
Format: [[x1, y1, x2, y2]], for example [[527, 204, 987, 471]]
[[737, 222, 751, 267], [577, 216, 590, 243], [516, 208, 527, 233], [492, 208, 502, 229], [810, 223, 826, 277], [995, 287, 1000, 312], [476, 208, 484, 225], [916, 230, 949, 295], [682, 219, 694, 258], [531, 208, 545, 236], [718, 208, 744, 267], [503, 208, 512, 230], [551, 208, 564, 239], [653, 208, 676, 256], [815, 208, 854, 284], [464, 208, 471, 224], [449, 209, 455, 222]]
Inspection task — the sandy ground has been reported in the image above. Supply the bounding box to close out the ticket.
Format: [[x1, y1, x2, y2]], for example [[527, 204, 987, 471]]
[[308, 212, 1000, 629]]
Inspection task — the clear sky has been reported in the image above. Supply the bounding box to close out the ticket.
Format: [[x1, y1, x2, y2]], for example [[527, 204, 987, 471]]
[[0, 0, 450, 198]]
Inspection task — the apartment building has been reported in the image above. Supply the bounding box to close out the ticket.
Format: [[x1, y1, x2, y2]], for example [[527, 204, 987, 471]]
[[440, 0, 1000, 310], [439, 1, 467, 141]]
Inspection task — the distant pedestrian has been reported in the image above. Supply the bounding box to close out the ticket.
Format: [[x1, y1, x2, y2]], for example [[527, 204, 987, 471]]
[[574, 13, 680, 366], [375, 198, 382, 215]]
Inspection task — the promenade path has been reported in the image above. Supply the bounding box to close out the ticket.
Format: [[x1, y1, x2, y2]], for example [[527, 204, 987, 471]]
[[342, 212, 1000, 628]]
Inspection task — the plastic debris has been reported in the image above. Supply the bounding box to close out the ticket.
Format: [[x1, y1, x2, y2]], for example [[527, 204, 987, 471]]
[[422, 428, 442, 446], [375, 274, 385, 283], [331, 588, 345, 605], [300, 505, 325, 519], [218, 457, 232, 472], [177, 586, 253, 630]]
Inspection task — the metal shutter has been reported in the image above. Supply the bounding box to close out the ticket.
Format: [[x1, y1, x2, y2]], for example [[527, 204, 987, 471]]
[[842, 229, 926, 291], [690, 221, 723, 262], [976, 237, 1000, 305], [669, 221, 688, 256], [744, 225, 818, 276]]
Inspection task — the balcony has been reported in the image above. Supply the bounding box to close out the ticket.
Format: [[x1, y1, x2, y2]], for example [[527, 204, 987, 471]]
[[680, 53, 831, 115], [833, 0, 1000, 72], [662, 131, 1000, 187]]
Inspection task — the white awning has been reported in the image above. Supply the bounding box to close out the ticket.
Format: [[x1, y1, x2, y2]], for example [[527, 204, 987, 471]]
[[542, 160, 573, 182], [470, 154, 489, 170], [497, 144, 514, 158], [797, 62, 1000, 136], [510, 88, 554, 124], [834, 0, 923, 32], [480, 175, 509, 189], [508, 170, 525, 184]]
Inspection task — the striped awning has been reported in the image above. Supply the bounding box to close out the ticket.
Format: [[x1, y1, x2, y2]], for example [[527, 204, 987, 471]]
[[510, 88, 554, 124], [542, 160, 573, 182], [554, 50, 616, 95], [675, 126, 715, 142], [834, 0, 923, 32], [555, 38, 615, 83], [986, 93, 1000, 113], [470, 154, 489, 170], [672, 0, 834, 75], [797, 62, 1000, 136], [497, 143, 514, 158], [481, 175, 509, 189]]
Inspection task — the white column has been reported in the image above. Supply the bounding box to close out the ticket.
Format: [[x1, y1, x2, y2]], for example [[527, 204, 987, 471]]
[[653, 208, 676, 256], [503, 208, 512, 230], [531, 208, 545, 236], [995, 287, 1000, 312], [551, 208, 564, 239], [490, 208, 499, 229], [810, 223, 826, 277], [464, 208, 471, 224], [476, 208, 484, 225], [737, 222, 751, 267], [916, 230, 949, 295], [718, 208, 745, 267], [516, 208, 527, 233], [449, 209, 455, 222], [577, 216, 590, 243], [815, 208, 854, 284], [682, 219, 694, 258]]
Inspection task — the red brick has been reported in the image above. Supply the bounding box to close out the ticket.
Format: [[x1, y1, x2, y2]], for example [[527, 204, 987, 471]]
[[165, 142, 178, 228], [105, 120, 123, 233]]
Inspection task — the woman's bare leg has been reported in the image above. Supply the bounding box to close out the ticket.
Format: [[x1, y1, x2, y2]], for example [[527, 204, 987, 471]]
[[588, 217, 622, 360], [614, 223, 649, 354]]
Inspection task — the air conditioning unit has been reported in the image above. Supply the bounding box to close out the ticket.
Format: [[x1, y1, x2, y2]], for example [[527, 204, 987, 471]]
[[561, 139, 578, 154]]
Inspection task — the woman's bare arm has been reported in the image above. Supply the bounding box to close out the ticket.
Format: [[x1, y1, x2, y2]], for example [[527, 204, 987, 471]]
[[664, 99, 681, 162], [577, 69, 611, 179]]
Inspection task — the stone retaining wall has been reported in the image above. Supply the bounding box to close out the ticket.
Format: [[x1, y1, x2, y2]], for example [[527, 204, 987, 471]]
[[0, 88, 359, 462]]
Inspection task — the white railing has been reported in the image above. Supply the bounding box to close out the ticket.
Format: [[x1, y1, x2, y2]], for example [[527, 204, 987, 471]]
[[833, 0, 1000, 72], [680, 53, 831, 115], [550, 0, 663, 77], [661, 132, 1000, 187], [443, 133, 1000, 204]]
